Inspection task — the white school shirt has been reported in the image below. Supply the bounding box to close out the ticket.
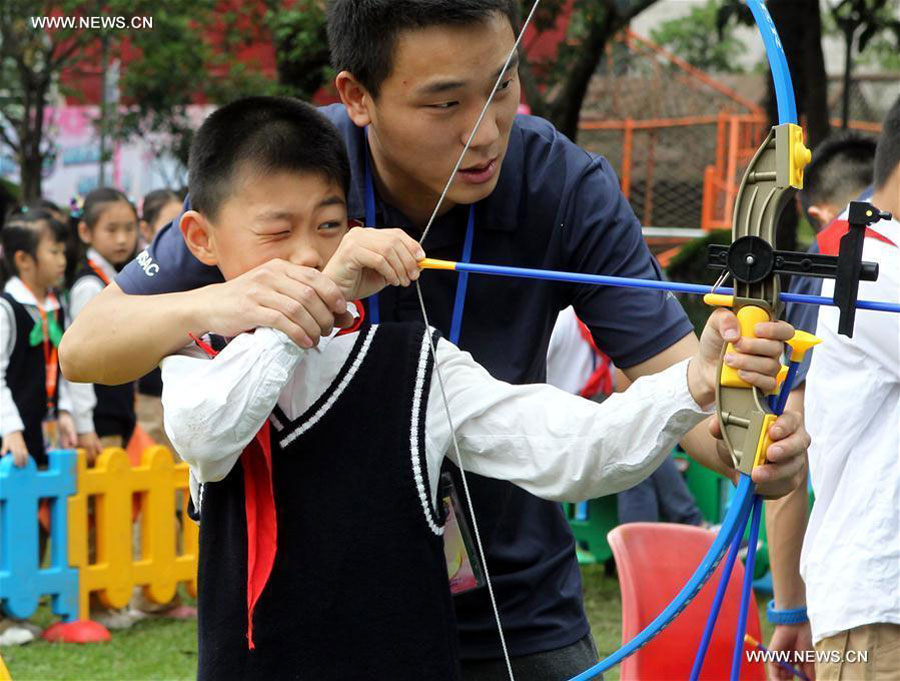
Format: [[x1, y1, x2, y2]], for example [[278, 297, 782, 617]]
[[160, 319, 712, 511], [546, 306, 606, 395], [0, 277, 74, 435], [65, 247, 119, 433], [802, 215, 900, 644]]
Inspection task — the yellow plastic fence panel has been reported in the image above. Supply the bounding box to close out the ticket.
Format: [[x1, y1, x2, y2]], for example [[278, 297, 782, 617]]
[[68, 446, 199, 620]]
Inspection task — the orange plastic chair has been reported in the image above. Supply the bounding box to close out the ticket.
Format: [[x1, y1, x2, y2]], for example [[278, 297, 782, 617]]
[[607, 522, 765, 680]]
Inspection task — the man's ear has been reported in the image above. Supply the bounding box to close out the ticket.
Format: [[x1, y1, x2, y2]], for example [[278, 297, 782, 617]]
[[335, 70, 372, 128], [180, 210, 218, 266]]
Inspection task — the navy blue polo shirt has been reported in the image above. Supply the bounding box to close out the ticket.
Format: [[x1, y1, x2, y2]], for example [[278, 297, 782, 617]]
[[784, 243, 822, 386], [117, 103, 692, 658]]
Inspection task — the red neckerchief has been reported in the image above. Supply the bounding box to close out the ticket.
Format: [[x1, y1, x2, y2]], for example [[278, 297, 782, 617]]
[[22, 282, 59, 410], [576, 319, 612, 398], [190, 299, 365, 650], [817, 218, 898, 256], [86, 258, 111, 285]]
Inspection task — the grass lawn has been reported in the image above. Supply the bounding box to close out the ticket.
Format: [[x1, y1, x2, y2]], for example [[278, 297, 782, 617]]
[[3, 567, 772, 681]]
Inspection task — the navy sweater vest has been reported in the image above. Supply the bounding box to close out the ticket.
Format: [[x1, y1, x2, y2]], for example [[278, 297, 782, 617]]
[[195, 322, 459, 680], [1, 292, 64, 467]]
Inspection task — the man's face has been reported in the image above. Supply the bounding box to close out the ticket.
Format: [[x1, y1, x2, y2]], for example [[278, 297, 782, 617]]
[[366, 12, 520, 213], [205, 167, 348, 281]]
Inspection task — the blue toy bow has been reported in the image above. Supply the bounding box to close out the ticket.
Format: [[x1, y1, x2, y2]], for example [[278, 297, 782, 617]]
[[568, 2, 802, 679]]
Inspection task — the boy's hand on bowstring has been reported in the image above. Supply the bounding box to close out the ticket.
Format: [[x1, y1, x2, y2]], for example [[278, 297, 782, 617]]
[[1, 430, 30, 468], [323, 227, 425, 301], [200, 260, 350, 349], [687, 308, 793, 409]]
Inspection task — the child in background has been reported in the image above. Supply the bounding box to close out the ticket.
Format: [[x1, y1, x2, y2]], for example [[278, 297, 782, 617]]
[[68, 188, 139, 460], [135, 189, 183, 451], [129, 188, 197, 621], [0, 208, 78, 646], [67, 188, 140, 631]]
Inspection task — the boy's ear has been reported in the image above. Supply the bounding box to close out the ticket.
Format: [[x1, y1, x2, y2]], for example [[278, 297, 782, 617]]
[[180, 210, 218, 266], [77, 220, 92, 245], [807, 204, 837, 232], [335, 71, 372, 128]]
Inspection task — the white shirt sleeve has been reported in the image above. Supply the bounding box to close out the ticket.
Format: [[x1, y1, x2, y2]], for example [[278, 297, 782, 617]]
[[425, 338, 711, 503], [68, 276, 105, 319], [162, 329, 319, 483], [65, 276, 106, 433], [57, 377, 73, 414], [0, 298, 25, 436]]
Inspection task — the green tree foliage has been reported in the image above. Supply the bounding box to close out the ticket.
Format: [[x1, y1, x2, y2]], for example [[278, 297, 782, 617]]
[[649, 0, 747, 74], [114, 0, 279, 186], [827, 0, 900, 126], [263, 0, 333, 100], [0, 0, 129, 200]]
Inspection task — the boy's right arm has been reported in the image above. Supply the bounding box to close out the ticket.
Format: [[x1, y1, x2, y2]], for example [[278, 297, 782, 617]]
[[161, 327, 306, 483], [60, 260, 350, 385]]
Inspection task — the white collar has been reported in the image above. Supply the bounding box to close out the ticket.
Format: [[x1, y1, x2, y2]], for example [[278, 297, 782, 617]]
[[86, 247, 118, 281], [3, 276, 61, 312], [870, 215, 900, 244]]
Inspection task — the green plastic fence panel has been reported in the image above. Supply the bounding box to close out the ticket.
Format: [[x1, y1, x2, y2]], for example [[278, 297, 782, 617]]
[[562, 496, 618, 565]]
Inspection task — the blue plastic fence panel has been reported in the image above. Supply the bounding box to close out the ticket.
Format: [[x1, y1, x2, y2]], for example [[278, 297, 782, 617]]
[[0, 449, 79, 622]]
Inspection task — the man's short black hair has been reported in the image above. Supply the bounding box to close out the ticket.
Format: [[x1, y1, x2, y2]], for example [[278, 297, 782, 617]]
[[799, 132, 877, 224], [326, 0, 520, 98], [188, 96, 351, 220], [874, 95, 900, 190]]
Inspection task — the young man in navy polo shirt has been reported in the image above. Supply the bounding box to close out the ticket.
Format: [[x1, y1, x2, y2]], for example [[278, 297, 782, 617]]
[[60, 1, 809, 677]]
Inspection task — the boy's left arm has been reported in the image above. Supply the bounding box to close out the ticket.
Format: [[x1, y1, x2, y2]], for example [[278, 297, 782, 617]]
[[426, 343, 710, 502], [426, 311, 800, 503]]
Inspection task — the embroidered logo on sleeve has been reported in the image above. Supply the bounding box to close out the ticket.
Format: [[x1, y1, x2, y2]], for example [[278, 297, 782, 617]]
[[136, 249, 159, 277]]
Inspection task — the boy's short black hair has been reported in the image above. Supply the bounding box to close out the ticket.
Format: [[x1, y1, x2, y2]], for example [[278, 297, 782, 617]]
[[874, 95, 900, 190], [799, 132, 877, 225], [327, 0, 520, 98], [188, 96, 351, 221]]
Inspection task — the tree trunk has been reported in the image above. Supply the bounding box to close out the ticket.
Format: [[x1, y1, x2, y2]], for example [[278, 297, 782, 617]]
[[841, 27, 854, 129], [550, 17, 615, 142], [762, 0, 832, 254], [540, 0, 659, 142], [19, 77, 49, 202], [801, 2, 831, 147]]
